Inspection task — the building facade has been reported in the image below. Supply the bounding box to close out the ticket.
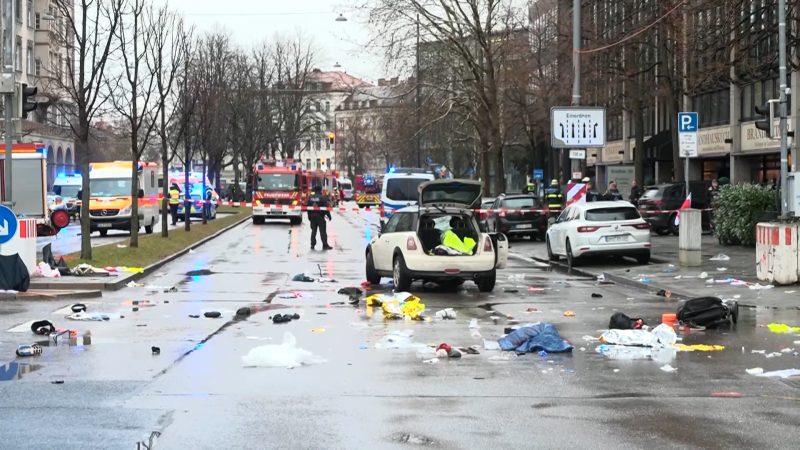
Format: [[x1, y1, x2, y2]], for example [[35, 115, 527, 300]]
[[529, 0, 799, 191], [2, 0, 74, 189]]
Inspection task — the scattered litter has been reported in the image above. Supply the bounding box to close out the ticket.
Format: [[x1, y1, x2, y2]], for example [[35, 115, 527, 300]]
[[365, 292, 426, 320], [311, 327, 326, 333], [698, 272, 708, 279], [189, 249, 196, 254], [126, 281, 144, 288], [469, 319, 481, 338], [151, 346, 161, 355], [71, 263, 111, 276], [375, 330, 425, 350], [582, 335, 599, 342], [563, 310, 575, 317], [613, 369, 620, 373], [189, 314, 200, 318], [659, 364, 678, 373], [785, 290, 797, 294], [591, 293, 603, 298], [337, 287, 363, 304], [16, 344, 43, 357], [292, 273, 315, 282], [461, 345, 480, 355], [596, 344, 676, 363], [434, 308, 457, 320], [716, 267, 727, 272], [525, 307, 542, 313], [116, 244, 127, 248], [755, 368, 800, 379], [163, 286, 178, 293], [504, 288, 519, 293], [663, 264, 675, 273], [638, 277, 651, 284], [498, 323, 573, 353], [751, 349, 766, 354], [422, 358, 439, 364], [34, 262, 61, 278], [528, 286, 545, 292], [608, 312, 645, 330], [674, 344, 725, 352], [781, 347, 794, 353], [709, 253, 730, 261], [204, 311, 222, 319], [31, 320, 55, 335], [766, 352, 782, 358], [748, 283, 774, 290], [656, 289, 672, 299], [600, 324, 677, 347], [51, 380, 65, 385], [272, 313, 300, 324], [66, 312, 120, 321], [673, 275, 682, 279], [483, 340, 500, 351], [242, 332, 326, 368], [767, 323, 800, 334]]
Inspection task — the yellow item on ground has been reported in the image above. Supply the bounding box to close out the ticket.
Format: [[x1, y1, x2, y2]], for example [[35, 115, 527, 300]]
[[767, 323, 800, 334], [674, 344, 725, 352], [441, 230, 476, 254]]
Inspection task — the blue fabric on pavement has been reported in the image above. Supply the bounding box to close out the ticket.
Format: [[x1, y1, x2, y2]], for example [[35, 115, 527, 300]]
[[498, 323, 574, 353]]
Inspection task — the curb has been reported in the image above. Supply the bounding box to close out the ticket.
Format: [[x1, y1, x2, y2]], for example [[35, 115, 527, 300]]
[[31, 213, 252, 292], [0, 289, 103, 301], [530, 255, 694, 300]]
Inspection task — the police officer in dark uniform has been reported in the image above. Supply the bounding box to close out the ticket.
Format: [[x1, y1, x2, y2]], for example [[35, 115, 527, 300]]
[[307, 185, 332, 250]]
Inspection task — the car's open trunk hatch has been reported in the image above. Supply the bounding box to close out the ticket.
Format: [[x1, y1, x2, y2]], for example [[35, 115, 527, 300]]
[[417, 213, 480, 256]]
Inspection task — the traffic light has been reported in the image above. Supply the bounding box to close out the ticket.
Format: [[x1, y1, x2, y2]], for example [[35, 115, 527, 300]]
[[21, 83, 38, 119], [755, 100, 776, 138], [328, 132, 335, 145]]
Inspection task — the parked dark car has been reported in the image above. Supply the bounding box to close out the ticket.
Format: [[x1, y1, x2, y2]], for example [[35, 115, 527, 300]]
[[637, 182, 711, 235], [484, 193, 547, 240]]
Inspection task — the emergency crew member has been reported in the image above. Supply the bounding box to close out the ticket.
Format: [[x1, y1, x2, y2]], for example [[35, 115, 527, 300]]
[[545, 179, 563, 211], [629, 180, 644, 204], [582, 177, 601, 202], [169, 183, 180, 225], [604, 181, 623, 201], [307, 185, 333, 250]]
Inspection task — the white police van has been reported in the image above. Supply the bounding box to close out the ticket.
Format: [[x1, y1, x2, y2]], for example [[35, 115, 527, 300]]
[[380, 168, 435, 218]]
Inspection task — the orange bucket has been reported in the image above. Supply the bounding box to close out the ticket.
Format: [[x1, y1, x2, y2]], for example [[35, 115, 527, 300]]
[[662, 313, 677, 326]]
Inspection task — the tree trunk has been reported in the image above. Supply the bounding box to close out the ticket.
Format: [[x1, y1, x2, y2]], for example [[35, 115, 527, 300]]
[[184, 149, 191, 231], [160, 153, 169, 237], [632, 95, 645, 186], [129, 151, 140, 248], [202, 158, 208, 225], [78, 117, 92, 260]]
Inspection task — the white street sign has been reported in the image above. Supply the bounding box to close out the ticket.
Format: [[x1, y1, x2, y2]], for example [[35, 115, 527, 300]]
[[569, 149, 586, 159], [551, 107, 606, 148], [679, 130, 698, 157]]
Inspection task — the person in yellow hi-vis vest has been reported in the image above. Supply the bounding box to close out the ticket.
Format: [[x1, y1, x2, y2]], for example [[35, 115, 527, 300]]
[[169, 183, 181, 225]]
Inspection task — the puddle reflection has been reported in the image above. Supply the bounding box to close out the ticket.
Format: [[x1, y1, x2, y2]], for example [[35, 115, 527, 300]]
[[0, 361, 42, 381]]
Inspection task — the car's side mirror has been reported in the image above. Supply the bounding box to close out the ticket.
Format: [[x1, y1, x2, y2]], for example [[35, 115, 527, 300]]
[[138, 189, 145, 198]]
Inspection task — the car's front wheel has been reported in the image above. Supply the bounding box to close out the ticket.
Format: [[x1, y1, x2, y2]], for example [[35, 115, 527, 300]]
[[365, 250, 381, 284], [392, 254, 412, 291], [476, 270, 496, 292]]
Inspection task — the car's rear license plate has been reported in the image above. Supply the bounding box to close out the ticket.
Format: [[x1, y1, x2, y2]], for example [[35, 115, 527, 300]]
[[515, 224, 532, 229], [606, 235, 627, 242], [97, 223, 112, 228]]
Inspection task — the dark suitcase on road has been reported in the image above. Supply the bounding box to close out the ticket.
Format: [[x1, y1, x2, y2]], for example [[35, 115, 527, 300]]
[[677, 297, 738, 327]]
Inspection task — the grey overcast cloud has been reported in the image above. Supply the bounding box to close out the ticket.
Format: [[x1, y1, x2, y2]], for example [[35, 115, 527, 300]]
[[156, 0, 384, 83]]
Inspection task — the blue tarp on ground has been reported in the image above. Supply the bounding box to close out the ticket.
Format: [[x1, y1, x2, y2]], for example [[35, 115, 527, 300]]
[[498, 322, 574, 353]]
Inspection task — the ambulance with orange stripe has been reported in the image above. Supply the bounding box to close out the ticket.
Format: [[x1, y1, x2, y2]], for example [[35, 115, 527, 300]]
[[251, 161, 307, 225], [88, 161, 160, 236]]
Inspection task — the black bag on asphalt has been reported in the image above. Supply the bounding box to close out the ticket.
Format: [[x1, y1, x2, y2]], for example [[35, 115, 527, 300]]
[[608, 312, 645, 330], [0, 254, 30, 292], [677, 297, 738, 327]]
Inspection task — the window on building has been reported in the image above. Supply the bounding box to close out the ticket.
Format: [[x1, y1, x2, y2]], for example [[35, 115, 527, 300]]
[[34, 58, 41, 76], [316, 139, 321, 150], [27, 0, 33, 27], [15, 0, 22, 22], [26, 41, 33, 75], [14, 38, 22, 72], [306, 159, 311, 168], [315, 158, 321, 169], [35, 12, 40, 30], [325, 158, 331, 168]]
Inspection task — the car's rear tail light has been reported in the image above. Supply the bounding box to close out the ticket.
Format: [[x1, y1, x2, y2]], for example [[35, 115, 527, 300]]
[[444, 268, 461, 274], [406, 236, 418, 251], [484, 237, 493, 252], [577, 225, 607, 233], [633, 222, 651, 230]]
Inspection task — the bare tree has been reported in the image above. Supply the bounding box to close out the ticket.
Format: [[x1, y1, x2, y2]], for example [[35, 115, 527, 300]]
[[146, 5, 190, 237], [49, 0, 124, 260], [368, 0, 526, 194], [109, 0, 160, 247]]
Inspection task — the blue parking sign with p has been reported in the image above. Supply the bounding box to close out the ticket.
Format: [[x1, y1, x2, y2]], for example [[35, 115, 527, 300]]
[[678, 112, 698, 133]]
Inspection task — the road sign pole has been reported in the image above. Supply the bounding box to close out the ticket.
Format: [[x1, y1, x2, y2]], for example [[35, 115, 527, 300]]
[[778, 0, 789, 217], [2, 0, 14, 206], [684, 157, 689, 198]]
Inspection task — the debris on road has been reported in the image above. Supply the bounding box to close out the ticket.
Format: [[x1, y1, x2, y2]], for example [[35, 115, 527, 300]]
[[677, 297, 738, 327], [596, 344, 675, 363], [656, 289, 672, 299], [365, 292, 426, 320], [746, 367, 764, 375], [271, 313, 300, 324], [755, 369, 800, 378], [674, 344, 725, 352], [591, 293, 603, 298], [126, 281, 144, 288], [242, 332, 326, 368], [34, 262, 61, 278], [767, 323, 800, 334], [375, 330, 425, 350], [311, 327, 326, 333], [203, 311, 222, 319], [710, 253, 731, 261], [16, 344, 43, 357], [31, 320, 55, 335], [337, 287, 363, 304], [71, 304, 87, 313], [498, 323, 574, 354], [292, 273, 315, 282], [151, 346, 161, 355], [600, 324, 677, 347], [563, 310, 575, 317], [483, 340, 500, 351], [434, 308, 457, 320], [608, 312, 645, 330], [66, 312, 119, 321], [659, 364, 678, 373]]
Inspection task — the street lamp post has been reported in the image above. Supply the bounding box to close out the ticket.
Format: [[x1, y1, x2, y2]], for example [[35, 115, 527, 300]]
[[2, 0, 15, 206], [416, 14, 421, 168]]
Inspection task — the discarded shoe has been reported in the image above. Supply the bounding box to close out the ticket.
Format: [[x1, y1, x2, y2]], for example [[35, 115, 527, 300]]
[[591, 293, 603, 298], [151, 346, 161, 355], [71, 303, 87, 313], [30, 320, 55, 335]]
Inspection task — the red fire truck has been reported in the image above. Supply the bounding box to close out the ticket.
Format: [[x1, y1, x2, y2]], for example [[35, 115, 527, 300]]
[[354, 174, 381, 208], [251, 161, 307, 225], [303, 169, 340, 206]]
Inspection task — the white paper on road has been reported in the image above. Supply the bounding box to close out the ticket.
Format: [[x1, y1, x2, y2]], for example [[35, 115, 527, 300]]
[[242, 332, 326, 368], [755, 368, 800, 378], [710, 253, 731, 261]]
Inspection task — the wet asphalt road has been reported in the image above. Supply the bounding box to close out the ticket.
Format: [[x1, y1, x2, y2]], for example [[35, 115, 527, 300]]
[[2, 208, 800, 449]]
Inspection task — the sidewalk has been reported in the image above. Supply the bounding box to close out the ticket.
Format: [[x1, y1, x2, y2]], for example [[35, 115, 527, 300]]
[[529, 235, 799, 309]]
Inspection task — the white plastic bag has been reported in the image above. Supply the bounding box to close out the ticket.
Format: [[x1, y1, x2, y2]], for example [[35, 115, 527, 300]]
[[600, 324, 676, 348], [242, 332, 326, 368]]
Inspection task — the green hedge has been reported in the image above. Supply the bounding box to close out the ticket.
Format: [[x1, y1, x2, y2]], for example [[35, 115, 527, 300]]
[[715, 183, 777, 246]]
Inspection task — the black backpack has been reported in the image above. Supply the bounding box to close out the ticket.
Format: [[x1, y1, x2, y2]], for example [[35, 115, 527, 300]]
[[608, 312, 645, 330], [677, 297, 738, 327]]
